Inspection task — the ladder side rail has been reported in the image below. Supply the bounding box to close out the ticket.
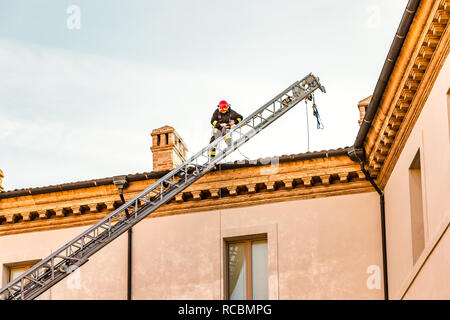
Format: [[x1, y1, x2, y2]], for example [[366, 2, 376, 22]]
[[173, 78, 310, 170], [213, 78, 322, 158], [3, 152, 217, 299], [209, 84, 324, 166], [230, 72, 319, 125], [0, 73, 324, 300], [12, 76, 322, 298], [116, 74, 319, 201], [14, 98, 286, 299], [0, 77, 314, 299], [215, 74, 323, 152], [67, 78, 307, 215], [21, 165, 214, 300]]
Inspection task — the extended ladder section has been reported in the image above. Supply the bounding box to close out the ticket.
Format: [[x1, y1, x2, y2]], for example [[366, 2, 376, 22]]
[[0, 73, 325, 300]]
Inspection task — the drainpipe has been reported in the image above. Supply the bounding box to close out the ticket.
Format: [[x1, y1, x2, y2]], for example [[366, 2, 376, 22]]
[[348, 147, 389, 300], [113, 175, 132, 300], [347, 0, 421, 300]]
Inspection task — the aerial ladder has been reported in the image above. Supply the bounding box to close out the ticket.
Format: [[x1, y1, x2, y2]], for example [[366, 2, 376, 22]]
[[0, 73, 325, 300]]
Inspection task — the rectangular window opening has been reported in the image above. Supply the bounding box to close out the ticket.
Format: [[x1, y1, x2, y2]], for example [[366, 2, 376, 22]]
[[9, 265, 32, 283], [4, 260, 42, 299], [447, 88, 449, 140], [409, 149, 425, 264], [226, 237, 268, 300]]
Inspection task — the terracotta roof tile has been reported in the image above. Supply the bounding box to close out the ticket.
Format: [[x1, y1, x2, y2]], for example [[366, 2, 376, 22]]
[[0, 147, 350, 199]]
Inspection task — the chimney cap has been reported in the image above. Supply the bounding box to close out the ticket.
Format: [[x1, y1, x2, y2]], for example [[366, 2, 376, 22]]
[[357, 96, 372, 126], [358, 95, 372, 108], [151, 125, 188, 151]]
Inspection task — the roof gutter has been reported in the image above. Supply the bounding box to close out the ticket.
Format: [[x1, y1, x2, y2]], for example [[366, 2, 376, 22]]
[[347, 0, 421, 301], [352, 0, 421, 150]]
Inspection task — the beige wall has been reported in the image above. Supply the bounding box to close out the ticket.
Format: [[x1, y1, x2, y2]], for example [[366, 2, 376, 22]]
[[0, 226, 128, 300], [384, 55, 450, 299], [402, 226, 450, 299], [0, 191, 383, 300]]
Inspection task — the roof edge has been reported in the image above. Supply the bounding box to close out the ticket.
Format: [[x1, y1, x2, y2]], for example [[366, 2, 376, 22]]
[[0, 147, 351, 200], [353, 0, 421, 150]]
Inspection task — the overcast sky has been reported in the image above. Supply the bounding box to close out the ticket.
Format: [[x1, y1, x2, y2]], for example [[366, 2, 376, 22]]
[[0, 0, 409, 191]]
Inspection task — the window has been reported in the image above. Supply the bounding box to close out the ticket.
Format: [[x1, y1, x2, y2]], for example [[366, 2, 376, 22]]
[[409, 149, 425, 264], [447, 88, 449, 139], [5, 261, 41, 300], [227, 238, 268, 300], [9, 265, 32, 283]]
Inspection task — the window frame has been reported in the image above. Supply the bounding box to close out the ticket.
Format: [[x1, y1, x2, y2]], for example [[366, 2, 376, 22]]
[[408, 148, 426, 264], [4, 260, 41, 284], [225, 236, 268, 300], [9, 265, 32, 283], [447, 87, 450, 140]]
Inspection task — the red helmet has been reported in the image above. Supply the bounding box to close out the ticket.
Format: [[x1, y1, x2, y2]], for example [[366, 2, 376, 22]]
[[218, 100, 229, 113]]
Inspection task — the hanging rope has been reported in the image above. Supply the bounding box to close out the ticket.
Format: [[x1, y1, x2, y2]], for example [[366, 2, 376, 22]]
[[305, 100, 310, 152], [312, 93, 324, 130], [237, 148, 251, 161]]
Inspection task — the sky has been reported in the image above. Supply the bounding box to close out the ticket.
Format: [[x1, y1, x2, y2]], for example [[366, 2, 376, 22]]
[[0, 0, 409, 191]]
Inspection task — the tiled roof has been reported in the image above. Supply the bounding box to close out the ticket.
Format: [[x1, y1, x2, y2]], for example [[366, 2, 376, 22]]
[[0, 147, 350, 199]]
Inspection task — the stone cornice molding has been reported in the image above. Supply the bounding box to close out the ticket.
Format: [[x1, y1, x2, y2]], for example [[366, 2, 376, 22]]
[[364, 0, 449, 187], [0, 156, 372, 236]]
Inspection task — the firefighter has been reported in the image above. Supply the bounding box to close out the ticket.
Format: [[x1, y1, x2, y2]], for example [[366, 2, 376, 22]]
[[209, 100, 243, 158]]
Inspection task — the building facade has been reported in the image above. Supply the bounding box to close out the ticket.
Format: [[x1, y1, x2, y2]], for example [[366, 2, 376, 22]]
[[0, 0, 449, 300]]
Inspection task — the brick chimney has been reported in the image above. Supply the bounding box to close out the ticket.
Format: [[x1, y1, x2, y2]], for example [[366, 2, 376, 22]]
[[0, 169, 4, 192], [151, 126, 188, 172], [358, 96, 372, 126]]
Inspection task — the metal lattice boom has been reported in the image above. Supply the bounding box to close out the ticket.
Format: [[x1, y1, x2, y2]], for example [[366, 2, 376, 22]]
[[0, 73, 325, 300]]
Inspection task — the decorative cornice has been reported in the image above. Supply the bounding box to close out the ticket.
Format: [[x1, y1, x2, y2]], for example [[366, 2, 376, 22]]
[[364, 0, 449, 187], [0, 155, 372, 236]]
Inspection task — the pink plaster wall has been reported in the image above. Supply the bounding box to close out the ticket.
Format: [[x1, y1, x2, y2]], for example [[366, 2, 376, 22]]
[[1, 191, 383, 300], [403, 227, 450, 299], [384, 56, 450, 299], [132, 191, 383, 300], [0, 226, 127, 300]]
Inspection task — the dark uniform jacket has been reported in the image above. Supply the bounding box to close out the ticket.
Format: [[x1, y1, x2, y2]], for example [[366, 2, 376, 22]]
[[210, 108, 243, 129]]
